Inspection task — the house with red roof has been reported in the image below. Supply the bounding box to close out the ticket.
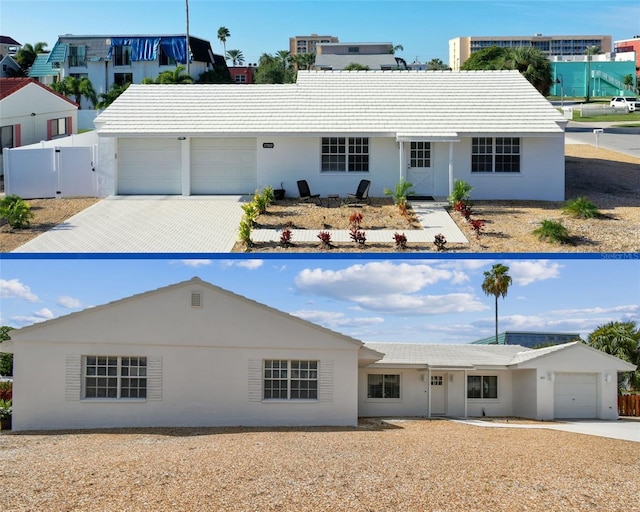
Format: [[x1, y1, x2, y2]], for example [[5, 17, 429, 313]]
[[0, 77, 78, 175]]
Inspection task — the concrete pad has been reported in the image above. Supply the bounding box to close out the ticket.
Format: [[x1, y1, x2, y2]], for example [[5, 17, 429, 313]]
[[13, 196, 247, 253]]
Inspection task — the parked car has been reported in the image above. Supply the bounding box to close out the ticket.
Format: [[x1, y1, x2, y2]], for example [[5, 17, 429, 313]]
[[609, 97, 640, 112]]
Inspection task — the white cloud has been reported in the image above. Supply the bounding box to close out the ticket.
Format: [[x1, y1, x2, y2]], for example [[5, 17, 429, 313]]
[[11, 307, 55, 325], [57, 296, 84, 309], [220, 259, 264, 270], [292, 309, 385, 330], [355, 293, 487, 315], [0, 279, 38, 302], [509, 260, 562, 286], [177, 260, 212, 268]]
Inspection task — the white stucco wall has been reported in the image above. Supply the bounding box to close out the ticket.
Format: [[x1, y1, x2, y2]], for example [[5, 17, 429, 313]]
[[358, 368, 427, 417], [95, 136, 117, 196], [10, 281, 361, 430], [511, 369, 538, 419], [465, 370, 514, 418]]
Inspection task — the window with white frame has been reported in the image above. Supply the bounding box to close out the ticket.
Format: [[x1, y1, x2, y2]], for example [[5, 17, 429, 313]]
[[1, 125, 15, 154], [321, 137, 369, 172], [50, 118, 69, 138], [410, 141, 431, 168], [471, 137, 520, 173], [467, 375, 497, 399], [263, 360, 318, 400], [68, 45, 86, 67], [113, 45, 132, 67], [84, 356, 147, 399], [367, 374, 400, 399], [431, 375, 443, 386]]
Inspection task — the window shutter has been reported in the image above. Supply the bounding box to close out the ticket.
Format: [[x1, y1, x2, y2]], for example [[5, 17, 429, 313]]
[[47, 119, 53, 140], [318, 360, 333, 402], [247, 359, 262, 402], [14, 124, 21, 147], [65, 354, 82, 401], [66, 116, 73, 135], [191, 292, 202, 308], [146, 356, 163, 401]]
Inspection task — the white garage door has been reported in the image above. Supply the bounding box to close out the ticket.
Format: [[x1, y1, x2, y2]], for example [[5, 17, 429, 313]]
[[191, 138, 256, 194], [553, 373, 597, 419], [118, 138, 182, 194]]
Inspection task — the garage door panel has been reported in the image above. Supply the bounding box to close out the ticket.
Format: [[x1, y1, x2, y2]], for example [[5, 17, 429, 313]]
[[554, 373, 597, 419], [191, 138, 256, 194], [119, 139, 181, 194]]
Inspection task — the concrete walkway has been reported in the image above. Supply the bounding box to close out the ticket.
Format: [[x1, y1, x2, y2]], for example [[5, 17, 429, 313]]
[[252, 201, 468, 245], [13, 197, 467, 253], [451, 417, 640, 443]]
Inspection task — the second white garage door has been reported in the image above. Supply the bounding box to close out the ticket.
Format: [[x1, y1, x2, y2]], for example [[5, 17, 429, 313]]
[[118, 138, 182, 195], [191, 138, 257, 194], [553, 373, 597, 419]]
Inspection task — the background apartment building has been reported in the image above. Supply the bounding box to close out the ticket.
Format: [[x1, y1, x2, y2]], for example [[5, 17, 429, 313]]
[[614, 35, 640, 71], [449, 34, 612, 70], [289, 34, 338, 55]]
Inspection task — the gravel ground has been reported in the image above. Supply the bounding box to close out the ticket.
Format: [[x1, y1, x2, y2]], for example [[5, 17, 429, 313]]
[[2, 419, 639, 512], [1, 145, 637, 253]]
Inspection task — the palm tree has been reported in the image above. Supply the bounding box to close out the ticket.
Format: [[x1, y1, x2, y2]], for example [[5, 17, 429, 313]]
[[481, 264, 512, 345], [506, 47, 553, 96], [293, 52, 315, 71], [389, 44, 404, 55], [588, 321, 640, 391], [584, 45, 600, 102], [143, 65, 193, 84], [50, 76, 97, 109], [95, 83, 129, 110], [226, 49, 244, 66], [343, 63, 370, 71], [427, 58, 451, 71], [217, 27, 230, 61], [16, 41, 48, 71], [275, 50, 291, 70]]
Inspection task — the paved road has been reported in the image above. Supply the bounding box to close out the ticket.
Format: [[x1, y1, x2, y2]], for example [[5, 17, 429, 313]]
[[565, 121, 640, 159]]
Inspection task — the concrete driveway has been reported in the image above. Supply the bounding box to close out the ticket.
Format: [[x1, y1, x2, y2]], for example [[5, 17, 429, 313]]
[[13, 195, 247, 253], [454, 418, 640, 443]]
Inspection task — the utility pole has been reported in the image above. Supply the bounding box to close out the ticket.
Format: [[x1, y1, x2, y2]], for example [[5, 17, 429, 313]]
[[185, 0, 190, 77]]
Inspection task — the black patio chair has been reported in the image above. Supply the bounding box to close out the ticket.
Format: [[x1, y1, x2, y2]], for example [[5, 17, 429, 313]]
[[347, 179, 371, 205], [297, 180, 321, 205]]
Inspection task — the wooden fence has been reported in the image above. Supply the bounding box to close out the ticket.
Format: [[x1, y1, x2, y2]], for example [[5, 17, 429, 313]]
[[618, 395, 640, 417]]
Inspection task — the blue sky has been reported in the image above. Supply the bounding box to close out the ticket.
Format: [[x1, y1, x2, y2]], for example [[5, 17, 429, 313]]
[[1, 256, 638, 344], [2, 0, 638, 64]]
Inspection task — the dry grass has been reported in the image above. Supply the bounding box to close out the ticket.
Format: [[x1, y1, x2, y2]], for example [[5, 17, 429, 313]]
[[2, 419, 638, 511]]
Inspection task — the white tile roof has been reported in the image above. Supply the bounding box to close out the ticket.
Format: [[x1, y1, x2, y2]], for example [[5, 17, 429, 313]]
[[363, 342, 533, 368], [95, 70, 566, 137]]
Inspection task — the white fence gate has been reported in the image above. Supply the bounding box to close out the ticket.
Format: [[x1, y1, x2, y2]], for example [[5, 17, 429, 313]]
[[5, 146, 96, 199]]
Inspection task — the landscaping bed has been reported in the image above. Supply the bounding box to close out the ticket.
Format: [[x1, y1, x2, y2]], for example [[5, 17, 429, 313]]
[[1, 419, 637, 511]]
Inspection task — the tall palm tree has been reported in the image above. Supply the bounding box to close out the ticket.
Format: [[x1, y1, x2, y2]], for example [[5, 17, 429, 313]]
[[506, 47, 553, 96], [16, 41, 48, 71], [217, 27, 230, 61], [389, 44, 404, 55], [226, 49, 244, 66], [584, 45, 600, 102], [275, 50, 291, 70], [293, 52, 315, 71], [481, 264, 512, 345], [588, 321, 640, 391], [50, 76, 97, 109]]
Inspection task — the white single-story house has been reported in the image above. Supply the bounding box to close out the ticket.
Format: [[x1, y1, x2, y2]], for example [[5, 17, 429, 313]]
[[1, 78, 79, 176], [93, 70, 568, 201], [2, 278, 634, 431]]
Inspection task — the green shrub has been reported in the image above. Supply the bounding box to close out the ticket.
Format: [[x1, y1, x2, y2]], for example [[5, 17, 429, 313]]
[[238, 218, 253, 248], [241, 202, 259, 225], [533, 219, 571, 244], [0, 398, 11, 420], [0, 195, 34, 229], [448, 179, 473, 206], [384, 178, 415, 206], [562, 196, 600, 219]]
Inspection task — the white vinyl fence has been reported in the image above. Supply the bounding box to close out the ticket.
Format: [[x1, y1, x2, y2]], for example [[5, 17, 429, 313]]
[[4, 145, 97, 199]]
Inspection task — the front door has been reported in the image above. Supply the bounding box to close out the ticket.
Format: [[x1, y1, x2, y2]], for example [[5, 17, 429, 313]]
[[407, 141, 434, 196], [430, 374, 446, 415]]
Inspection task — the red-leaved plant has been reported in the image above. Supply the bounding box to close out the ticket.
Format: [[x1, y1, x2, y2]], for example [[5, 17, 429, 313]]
[[470, 219, 485, 238], [434, 233, 447, 251], [393, 232, 408, 250], [279, 228, 293, 248], [317, 231, 332, 249]]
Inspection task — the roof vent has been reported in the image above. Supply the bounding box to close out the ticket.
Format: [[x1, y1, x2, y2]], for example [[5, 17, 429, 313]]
[[191, 291, 202, 308]]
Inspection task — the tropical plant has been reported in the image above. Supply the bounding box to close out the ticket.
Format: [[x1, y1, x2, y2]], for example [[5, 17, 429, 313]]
[[389, 44, 404, 55], [427, 58, 451, 71], [0, 399, 11, 420], [292, 52, 315, 71], [0, 382, 11, 401], [275, 50, 291, 70], [241, 202, 259, 226], [95, 83, 129, 110], [0, 326, 13, 378], [587, 321, 640, 391], [50, 76, 98, 108], [470, 218, 485, 238], [532, 219, 571, 244], [433, 233, 447, 251], [0, 195, 34, 229], [238, 218, 253, 248], [393, 232, 408, 250], [217, 27, 231, 60], [562, 196, 600, 219], [349, 212, 366, 245], [253, 186, 274, 214], [584, 45, 600, 102], [384, 178, 415, 207], [279, 228, 293, 248], [481, 263, 512, 345], [448, 179, 473, 206], [144, 65, 193, 84], [317, 231, 332, 249], [15, 41, 48, 70], [226, 49, 245, 66], [254, 53, 296, 84], [622, 74, 633, 88]]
